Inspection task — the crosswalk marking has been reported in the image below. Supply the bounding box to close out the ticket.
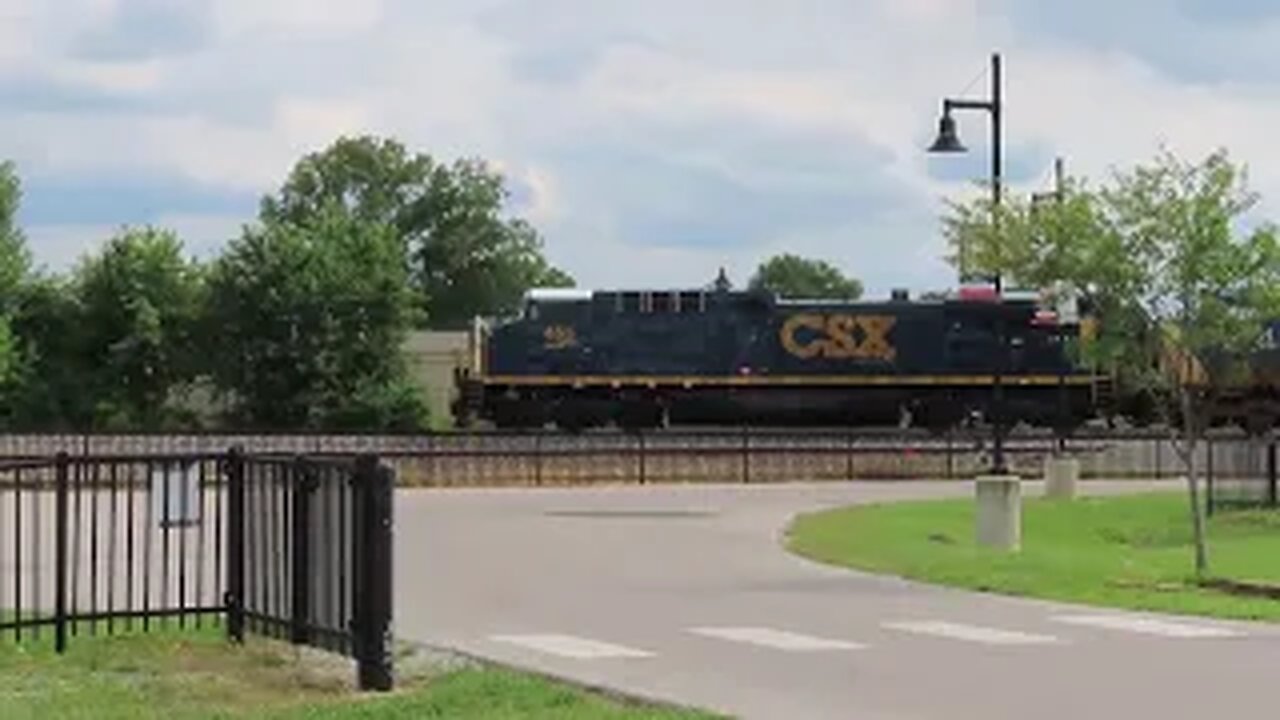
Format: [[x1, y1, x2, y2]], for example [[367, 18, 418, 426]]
[[688, 626, 867, 651], [882, 620, 1061, 645], [488, 634, 654, 659], [1051, 614, 1245, 639]]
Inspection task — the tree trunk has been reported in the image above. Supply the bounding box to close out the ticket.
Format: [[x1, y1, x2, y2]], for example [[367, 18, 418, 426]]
[[1179, 388, 1210, 579]]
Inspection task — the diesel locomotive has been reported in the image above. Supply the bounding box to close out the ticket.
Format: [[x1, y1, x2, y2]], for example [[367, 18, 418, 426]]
[[450, 280, 1110, 433]]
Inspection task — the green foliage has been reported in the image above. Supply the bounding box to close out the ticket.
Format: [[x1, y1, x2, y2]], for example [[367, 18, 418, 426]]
[[943, 148, 1280, 579], [2, 274, 89, 429], [72, 227, 207, 430], [203, 204, 429, 431], [942, 149, 1280, 401], [262, 135, 574, 329], [1100, 148, 1280, 376], [0, 161, 29, 389], [0, 161, 30, 304], [747, 253, 863, 299]]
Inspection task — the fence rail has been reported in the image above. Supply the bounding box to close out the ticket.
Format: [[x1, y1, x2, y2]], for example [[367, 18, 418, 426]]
[[0, 448, 395, 691], [0, 428, 1277, 492]]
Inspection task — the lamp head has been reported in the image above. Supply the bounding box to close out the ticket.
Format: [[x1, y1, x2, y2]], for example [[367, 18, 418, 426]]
[[927, 111, 966, 153]]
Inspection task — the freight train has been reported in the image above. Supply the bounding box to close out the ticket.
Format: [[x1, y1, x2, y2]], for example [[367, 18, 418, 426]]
[[450, 276, 1280, 434], [450, 279, 1114, 433]]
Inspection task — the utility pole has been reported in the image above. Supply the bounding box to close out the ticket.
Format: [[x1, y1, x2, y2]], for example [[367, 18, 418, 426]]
[[1054, 156, 1065, 201], [1034, 156, 1070, 452]]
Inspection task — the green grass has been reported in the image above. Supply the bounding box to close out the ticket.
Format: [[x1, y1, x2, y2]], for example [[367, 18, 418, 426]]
[[0, 626, 719, 720], [786, 491, 1280, 622]]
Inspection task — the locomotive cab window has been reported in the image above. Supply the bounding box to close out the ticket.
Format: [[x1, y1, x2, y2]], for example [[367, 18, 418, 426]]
[[679, 291, 705, 313], [652, 292, 674, 314]]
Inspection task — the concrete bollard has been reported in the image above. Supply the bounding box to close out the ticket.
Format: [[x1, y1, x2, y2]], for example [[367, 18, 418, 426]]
[[976, 475, 1021, 551], [1044, 456, 1080, 500]]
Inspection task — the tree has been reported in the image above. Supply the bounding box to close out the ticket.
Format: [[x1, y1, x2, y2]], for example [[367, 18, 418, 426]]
[[3, 274, 90, 429], [71, 227, 206, 430], [0, 161, 30, 389], [203, 204, 429, 431], [747, 254, 863, 299], [1099, 148, 1280, 578], [945, 148, 1280, 578], [941, 174, 1162, 418], [261, 135, 573, 328]]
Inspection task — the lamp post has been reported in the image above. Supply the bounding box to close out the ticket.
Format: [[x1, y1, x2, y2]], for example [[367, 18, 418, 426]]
[[929, 51, 1008, 475], [928, 52, 1003, 289]]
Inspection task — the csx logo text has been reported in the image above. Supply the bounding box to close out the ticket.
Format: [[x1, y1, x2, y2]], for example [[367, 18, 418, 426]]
[[780, 314, 896, 361]]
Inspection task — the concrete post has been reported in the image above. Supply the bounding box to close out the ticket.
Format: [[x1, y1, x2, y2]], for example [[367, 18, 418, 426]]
[[976, 475, 1021, 550], [1044, 456, 1080, 500]]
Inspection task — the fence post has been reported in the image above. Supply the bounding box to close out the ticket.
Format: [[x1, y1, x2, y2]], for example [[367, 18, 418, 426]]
[[1206, 436, 1215, 517], [534, 432, 543, 486], [224, 446, 246, 644], [741, 425, 750, 484], [291, 457, 317, 645], [54, 452, 69, 653], [1268, 440, 1277, 508], [946, 428, 954, 480], [846, 430, 854, 480], [353, 454, 394, 692], [637, 431, 646, 485]]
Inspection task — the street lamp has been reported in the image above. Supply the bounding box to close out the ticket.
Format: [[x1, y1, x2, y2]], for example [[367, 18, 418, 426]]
[[929, 51, 1008, 475], [929, 51, 1003, 288]]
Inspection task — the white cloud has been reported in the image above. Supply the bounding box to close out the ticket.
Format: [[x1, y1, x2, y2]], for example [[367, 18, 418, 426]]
[[6, 0, 1280, 296], [52, 57, 166, 94], [210, 0, 385, 38], [519, 166, 561, 224]]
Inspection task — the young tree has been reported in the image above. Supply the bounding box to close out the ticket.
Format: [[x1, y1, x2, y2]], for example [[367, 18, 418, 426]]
[[747, 254, 863, 299], [1100, 148, 1280, 578], [946, 148, 1280, 578]]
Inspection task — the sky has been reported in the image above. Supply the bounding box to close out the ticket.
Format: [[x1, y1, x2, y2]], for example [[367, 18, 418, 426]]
[[3, 0, 1280, 298]]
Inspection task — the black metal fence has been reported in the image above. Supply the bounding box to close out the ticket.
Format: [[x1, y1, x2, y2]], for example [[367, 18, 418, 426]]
[[0, 448, 394, 692]]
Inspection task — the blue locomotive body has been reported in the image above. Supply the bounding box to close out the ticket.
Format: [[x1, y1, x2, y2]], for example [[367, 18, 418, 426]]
[[452, 284, 1103, 431]]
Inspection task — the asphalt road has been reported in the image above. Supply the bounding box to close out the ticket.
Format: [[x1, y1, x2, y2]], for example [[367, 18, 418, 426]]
[[395, 479, 1280, 720]]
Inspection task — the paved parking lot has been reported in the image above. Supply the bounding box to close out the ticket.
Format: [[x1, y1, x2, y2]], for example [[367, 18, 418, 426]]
[[395, 479, 1280, 720]]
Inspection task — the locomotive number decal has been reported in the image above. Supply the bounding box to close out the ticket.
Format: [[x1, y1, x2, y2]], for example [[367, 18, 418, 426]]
[[779, 313, 897, 361], [543, 324, 578, 350]]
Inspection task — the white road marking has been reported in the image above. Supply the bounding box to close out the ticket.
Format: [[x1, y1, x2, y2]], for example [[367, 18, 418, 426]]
[[1051, 615, 1245, 639], [883, 620, 1061, 645], [689, 626, 867, 651], [488, 634, 653, 659]]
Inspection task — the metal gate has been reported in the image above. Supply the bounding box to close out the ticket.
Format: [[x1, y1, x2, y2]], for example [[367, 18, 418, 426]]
[[0, 448, 394, 691]]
